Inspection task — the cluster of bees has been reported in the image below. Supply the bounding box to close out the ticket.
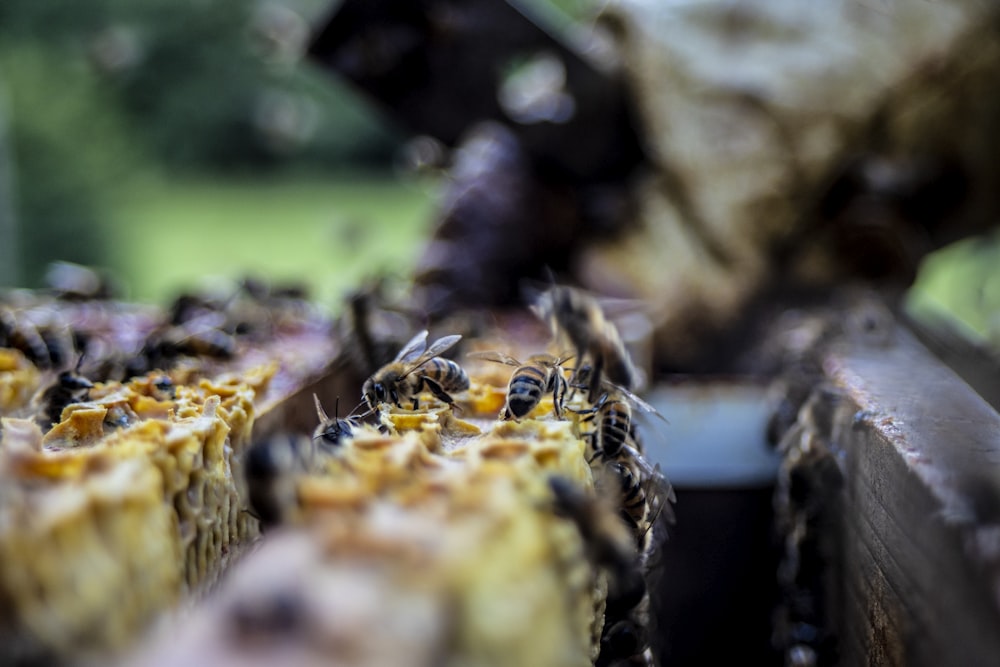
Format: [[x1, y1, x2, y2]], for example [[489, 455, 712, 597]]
[[0, 273, 315, 432], [248, 284, 675, 667], [4, 271, 675, 667]]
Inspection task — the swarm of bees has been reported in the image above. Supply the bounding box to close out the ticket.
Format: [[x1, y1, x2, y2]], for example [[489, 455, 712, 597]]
[[242, 283, 675, 667]]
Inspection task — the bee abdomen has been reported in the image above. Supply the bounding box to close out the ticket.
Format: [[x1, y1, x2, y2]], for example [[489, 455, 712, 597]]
[[598, 411, 631, 458], [423, 358, 470, 392], [507, 367, 548, 418]]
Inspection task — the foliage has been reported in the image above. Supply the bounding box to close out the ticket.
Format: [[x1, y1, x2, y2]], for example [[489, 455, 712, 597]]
[[0, 0, 404, 287], [0, 0, 398, 173], [0, 43, 141, 285]]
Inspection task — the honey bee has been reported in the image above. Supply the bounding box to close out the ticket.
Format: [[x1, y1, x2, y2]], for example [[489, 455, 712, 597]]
[[598, 622, 656, 667], [548, 476, 654, 667], [37, 369, 94, 429], [530, 285, 640, 403], [169, 328, 237, 359], [312, 395, 358, 450], [151, 374, 176, 401], [577, 389, 676, 545], [604, 460, 646, 536], [574, 380, 666, 455], [44, 261, 118, 300], [140, 325, 237, 371], [362, 330, 468, 412], [244, 432, 316, 529], [548, 475, 637, 586], [1, 309, 58, 370], [468, 350, 571, 420], [603, 456, 676, 549]]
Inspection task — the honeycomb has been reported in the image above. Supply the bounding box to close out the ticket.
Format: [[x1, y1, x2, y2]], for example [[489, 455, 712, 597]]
[[127, 377, 609, 667], [1, 287, 669, 667], [0, 365, 271, 664], [0, 349, 40, 415]]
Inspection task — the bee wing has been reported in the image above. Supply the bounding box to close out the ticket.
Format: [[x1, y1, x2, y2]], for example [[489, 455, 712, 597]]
[[400, 334, 463, 377], [394, 329, 429, 363], [622, 443, 677, 525], [611, 383, 669, 425], [467, 350, 521, 367], [595, 294, 647, 319], [645, 463, 677, 524], [422, 334, 462, 360]]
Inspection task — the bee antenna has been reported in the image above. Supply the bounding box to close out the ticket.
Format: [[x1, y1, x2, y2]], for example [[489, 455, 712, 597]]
[[334, 396, 340, 418]]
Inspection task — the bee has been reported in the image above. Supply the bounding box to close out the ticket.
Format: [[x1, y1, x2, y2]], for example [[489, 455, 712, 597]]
[[244, 433, 316, 529], [37, 369, 94, 429], [548, 475, 638, 587], [167, 292, 224, 326], [312, 395, 359, 450], [1, 309, 55, 369], [548, 476, 653, 667], [169, 328, 237, 359], [604, 460, 646, 536], [468, 351, 571, 420], [362, 330, 468, 412], [576, 389, 676, 545], [44, 261, 117, 300], [602, 457, 676, 549], [141, 326, 237, 371], [530, 285, 640, 403], [574, 380, 666, 457], [151, 374, 176, 401], [597, 622, 656, 667]]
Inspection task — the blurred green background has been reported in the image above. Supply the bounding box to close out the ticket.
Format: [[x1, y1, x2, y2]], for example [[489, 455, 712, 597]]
[[0, 0, 997, 345], [0, 0, 436, 307]]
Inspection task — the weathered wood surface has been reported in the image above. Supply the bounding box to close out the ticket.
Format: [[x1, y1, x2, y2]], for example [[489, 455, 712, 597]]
[[824, 328, 1000, 665]]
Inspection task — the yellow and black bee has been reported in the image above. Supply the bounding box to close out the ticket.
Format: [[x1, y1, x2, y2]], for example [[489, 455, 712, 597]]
[[362, 330, 468, 412], [468, 350, 571, 420], [530, 285, 640, 403], [312, 395, 359, 450], [37, 369, 94, 429]]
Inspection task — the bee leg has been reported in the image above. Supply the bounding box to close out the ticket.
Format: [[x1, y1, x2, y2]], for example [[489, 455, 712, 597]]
[[553, 374, 568, 419], [422, 377, 458, 411], [587, 357, 604, 404]]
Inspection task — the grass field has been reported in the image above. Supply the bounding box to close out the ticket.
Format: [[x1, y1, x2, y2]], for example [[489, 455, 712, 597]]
[[101, 173, 998, 345], [105, 173, 437, 311]]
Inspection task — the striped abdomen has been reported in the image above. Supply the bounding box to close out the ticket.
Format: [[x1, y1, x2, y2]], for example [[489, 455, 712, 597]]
[[505, 364, 553, 420], [418, 357, 470, 393], [607, 460, 646, 534], [595, 396, 632, 459]]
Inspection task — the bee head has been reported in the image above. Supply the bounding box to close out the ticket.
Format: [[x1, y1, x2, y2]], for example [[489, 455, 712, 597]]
[[315, 418, 354, 448], [362, 378, 389, 410], [58, 371, 94, 390]]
